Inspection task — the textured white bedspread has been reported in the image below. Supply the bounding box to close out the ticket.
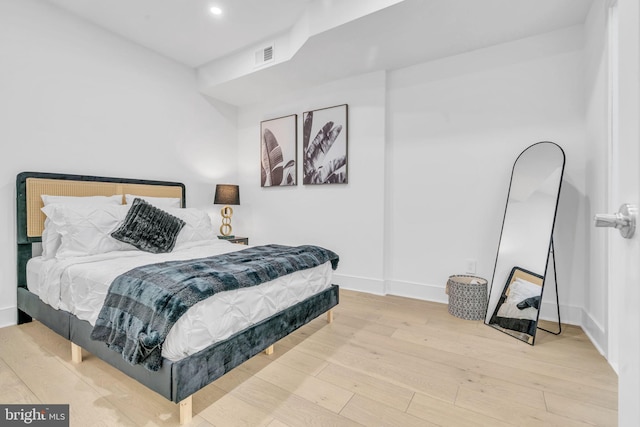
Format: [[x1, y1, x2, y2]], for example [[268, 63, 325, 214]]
[[26, 239, 333, 361]]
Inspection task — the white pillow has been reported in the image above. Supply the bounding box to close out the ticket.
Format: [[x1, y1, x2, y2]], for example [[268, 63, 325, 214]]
[[496, 277, 541, 321], [41, 195, 122, 259], [496, 301, 538, 321], [41, 194, 123, 206], [165, 207, 217, 248], [125, 194, 181, 208], [42, 204, 134, 259], [507, 278, 542, 305]]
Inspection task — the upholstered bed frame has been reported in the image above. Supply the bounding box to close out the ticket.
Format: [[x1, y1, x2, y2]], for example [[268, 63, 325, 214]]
[[16, 171, 339, 423]]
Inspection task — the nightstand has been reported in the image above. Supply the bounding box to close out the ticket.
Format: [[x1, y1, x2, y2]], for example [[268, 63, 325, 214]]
[[223, 237, 249, 245]]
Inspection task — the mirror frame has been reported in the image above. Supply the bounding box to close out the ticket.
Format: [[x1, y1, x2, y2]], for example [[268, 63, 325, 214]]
[[484, 141, 565, 345]]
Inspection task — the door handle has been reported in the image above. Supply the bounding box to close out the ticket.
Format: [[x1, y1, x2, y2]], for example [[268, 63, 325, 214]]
[[594, 204, 637, 239]]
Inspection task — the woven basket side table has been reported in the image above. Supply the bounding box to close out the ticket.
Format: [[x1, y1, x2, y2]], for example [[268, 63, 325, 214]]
[[446, 275, 488, 320]]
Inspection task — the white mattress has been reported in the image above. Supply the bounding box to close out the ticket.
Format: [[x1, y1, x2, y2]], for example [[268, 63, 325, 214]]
[[26, 239, 333, 361]]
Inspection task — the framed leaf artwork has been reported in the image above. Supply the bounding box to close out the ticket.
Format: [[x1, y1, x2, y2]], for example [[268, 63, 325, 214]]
[[302, 104, 348, 185], [260, 114, 297, 187]]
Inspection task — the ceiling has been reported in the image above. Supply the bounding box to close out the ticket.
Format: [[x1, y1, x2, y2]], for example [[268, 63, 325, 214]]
[[45, 0, 313, 68], [44, 0, 593, 106]]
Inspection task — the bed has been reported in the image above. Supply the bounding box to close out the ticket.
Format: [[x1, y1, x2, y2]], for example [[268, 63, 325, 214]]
[[16, 171, 339, 423]]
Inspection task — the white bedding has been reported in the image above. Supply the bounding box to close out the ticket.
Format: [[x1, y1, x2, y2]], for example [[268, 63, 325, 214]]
[[26, 239, 333, 361]]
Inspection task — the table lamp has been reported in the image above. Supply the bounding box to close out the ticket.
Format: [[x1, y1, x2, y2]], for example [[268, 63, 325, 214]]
[[214, 184, 240, 238]]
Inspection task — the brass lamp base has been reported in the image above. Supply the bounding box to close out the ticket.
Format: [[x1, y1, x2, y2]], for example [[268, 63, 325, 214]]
[[219, 205, 234, 236]]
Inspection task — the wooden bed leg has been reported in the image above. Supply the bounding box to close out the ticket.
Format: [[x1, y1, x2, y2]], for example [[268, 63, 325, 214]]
[[71, 342, 82, 364], [264, 345, 274, 355], [327, 309, 334, 324], [179, 396, 192, 425]]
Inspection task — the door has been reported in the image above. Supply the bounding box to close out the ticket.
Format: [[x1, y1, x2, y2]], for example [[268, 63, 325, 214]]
[[607, 0, 640, 425]]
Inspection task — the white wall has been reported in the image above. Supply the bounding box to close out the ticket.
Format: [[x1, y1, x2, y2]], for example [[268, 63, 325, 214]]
[[0, 0, 238, 326], [386, 26, 588, 321], [236, 72, 387, 293], [237, 27, 590, 330]]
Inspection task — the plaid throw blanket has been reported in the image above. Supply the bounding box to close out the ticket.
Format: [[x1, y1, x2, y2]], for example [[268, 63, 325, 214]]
[[90, 244, 339, 371]]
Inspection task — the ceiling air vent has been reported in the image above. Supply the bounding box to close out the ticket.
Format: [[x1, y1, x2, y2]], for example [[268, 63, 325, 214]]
[[255, 43, 275, 68]]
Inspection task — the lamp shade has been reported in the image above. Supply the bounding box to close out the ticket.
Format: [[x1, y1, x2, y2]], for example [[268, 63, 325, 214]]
[[214, 184, 240, 205]]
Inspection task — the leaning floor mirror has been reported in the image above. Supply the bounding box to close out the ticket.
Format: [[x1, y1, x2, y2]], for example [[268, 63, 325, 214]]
[[485, 141, 565, 345]]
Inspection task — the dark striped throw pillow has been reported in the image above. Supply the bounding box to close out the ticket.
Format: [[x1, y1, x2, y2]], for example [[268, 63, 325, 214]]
[[111, 198, 185, 254]]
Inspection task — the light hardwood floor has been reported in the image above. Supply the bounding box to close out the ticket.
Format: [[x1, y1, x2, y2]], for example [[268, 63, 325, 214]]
[[0, 290, 617, 426]]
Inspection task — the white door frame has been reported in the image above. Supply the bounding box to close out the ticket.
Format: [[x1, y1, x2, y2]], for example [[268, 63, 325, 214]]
[[606, 0, 619, 374], [610, 0, 640, 425]]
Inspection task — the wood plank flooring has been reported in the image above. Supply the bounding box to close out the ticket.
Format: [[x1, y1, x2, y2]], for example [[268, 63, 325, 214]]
[[0, 290, 617, 426]]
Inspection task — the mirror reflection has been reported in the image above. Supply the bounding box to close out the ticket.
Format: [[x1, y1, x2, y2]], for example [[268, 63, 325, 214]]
[[485, 141, 565, 345]]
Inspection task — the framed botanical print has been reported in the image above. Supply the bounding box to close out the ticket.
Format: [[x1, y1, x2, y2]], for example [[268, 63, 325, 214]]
[[260, 114, 297, 187], [302, 104, 348, 184]]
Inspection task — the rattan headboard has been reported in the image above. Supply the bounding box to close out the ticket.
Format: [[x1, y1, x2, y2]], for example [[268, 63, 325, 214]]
[[23, 177, 184, 239], [16, 172, 186, 287]]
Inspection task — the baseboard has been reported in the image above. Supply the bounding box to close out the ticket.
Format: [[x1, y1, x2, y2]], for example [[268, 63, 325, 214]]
[[539, 301, 581, 326], [332, 274, 385, 295], [579, 309, 607, 358], [385, 280, 448, 304], [335, 277, 447, 302], [0, 306, 16, 328]]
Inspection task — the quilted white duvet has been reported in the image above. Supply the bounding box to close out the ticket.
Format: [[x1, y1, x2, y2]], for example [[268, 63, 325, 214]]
[[26, 239, 333, 361]]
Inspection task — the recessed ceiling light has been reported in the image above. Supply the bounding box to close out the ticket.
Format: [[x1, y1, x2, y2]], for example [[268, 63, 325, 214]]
[[210, 6, 223, 16]]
